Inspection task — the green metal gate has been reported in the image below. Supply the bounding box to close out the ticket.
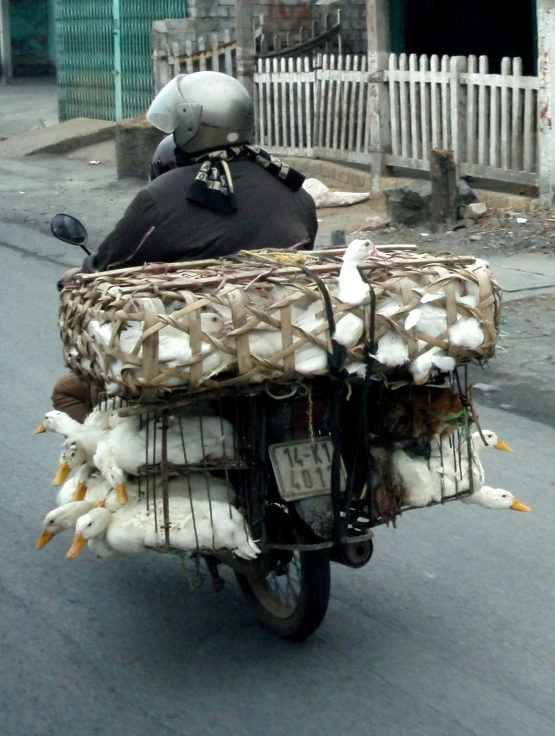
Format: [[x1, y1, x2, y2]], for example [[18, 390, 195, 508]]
[[56, 0, 186, 122]]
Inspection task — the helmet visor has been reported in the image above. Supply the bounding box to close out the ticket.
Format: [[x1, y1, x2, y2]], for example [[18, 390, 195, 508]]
[[147, 76, 187, 133]]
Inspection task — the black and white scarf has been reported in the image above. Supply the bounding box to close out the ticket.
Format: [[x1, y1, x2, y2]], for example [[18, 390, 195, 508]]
[[182, 144, 305, 214]]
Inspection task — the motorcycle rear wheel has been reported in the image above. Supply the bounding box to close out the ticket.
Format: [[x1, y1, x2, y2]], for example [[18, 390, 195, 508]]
[[235, 545, 331, 641]]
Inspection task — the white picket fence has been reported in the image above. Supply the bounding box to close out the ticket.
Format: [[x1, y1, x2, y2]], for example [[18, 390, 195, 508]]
[[386, 54, 539, 185], [254, 52, 539, 187], [255, 54, 370, 162], [313, 54, 371, 163]]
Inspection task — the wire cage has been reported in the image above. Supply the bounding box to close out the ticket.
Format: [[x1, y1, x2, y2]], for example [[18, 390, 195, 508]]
[[97, 362, 477, 570], [109, 382, 336, 560], [361, 366, 477, 527]]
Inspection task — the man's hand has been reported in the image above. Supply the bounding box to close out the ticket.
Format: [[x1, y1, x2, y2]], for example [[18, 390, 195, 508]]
[[57, 267, 81, 292]]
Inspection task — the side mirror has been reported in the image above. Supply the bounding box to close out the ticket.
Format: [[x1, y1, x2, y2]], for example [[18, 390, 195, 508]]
[[51, 214, 91, 254]]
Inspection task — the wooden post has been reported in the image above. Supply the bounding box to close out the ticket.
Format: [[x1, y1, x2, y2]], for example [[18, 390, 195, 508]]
[[235, 0, 256, 100], [430, 148, 458, 232], [537, 0, 555, 206], [367, 0, 392, 193], [0, 0, 12, 84]]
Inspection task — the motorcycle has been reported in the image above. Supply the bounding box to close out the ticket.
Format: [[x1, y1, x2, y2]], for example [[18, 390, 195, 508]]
[[50, 212, 476, 641]]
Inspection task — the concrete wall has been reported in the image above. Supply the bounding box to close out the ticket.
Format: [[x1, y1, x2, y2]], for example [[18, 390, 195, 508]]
[[183, 0, 365, 52], [254, 0, 314, 35], [185, 0, 316, 34], [318, 0, 367, 54]]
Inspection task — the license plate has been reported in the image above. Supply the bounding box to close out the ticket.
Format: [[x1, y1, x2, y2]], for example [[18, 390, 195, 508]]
[[269, 438, 347, 502]]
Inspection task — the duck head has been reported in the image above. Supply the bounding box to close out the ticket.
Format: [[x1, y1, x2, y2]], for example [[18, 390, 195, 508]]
[[67, 506, 112, 559], [36, 410, 65, 434], [200, 311, 228, 337], [52, 441, 87, 486], [468, 486, 530, 512], [472, 430, 512, 453], [36, 501, 95, 549], [342, 239, 375, 265]]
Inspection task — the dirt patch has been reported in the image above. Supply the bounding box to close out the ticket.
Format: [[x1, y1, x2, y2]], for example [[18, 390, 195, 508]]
[[349, 208, 555, 259]]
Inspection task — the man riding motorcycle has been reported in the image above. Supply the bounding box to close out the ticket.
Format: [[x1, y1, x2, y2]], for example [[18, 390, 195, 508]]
[[53, 72, 318, 422]]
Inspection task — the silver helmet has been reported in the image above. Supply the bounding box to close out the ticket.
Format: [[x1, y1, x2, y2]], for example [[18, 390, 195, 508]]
[[146, 72, 254, 155]]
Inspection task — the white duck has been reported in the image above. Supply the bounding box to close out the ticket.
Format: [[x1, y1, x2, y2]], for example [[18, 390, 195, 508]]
[[448, 317, 485, 352], [92, 414, 236, 497], [52, 425, 108, 487], [36, 501, 96, 549], [242, 306, 353, 374], [431, 429, 512, 496], [38, 399, 125, 438], [99, 471, 235, 509], [144, 499, 261, 559], [35, 397, 121, 438], [205, 284, 276, 325], [455, 280, 480, 309], [52, 441, 129, 505], [52, 441, 91, 487], [414, 278, 480, 310], [336, 239, 378, 306], [68, 498, 258, 560], [85, 297, 168, 370], [112, 413, 235, 465], [461, 486, 530, 512], [40, 473, 236, 551], [56, 475, 81, 506], [394, 429, 512, 508], [404, 302, 448, 339], [405, 289, 485, 360], [156, 312, 226, 366], [372, 294, 410, 368], [35, 410, 81, 437], [395, 458, 528, 512], [70, 470, 115, 503], [216, 292, 322, 372], [392, 449, 443, 508], [218, 284, 362, 375], [294, 300, 364, 349], [456, 258, 497, 307], [83, 397, 126, 429], [89, 312, 227, 391], [409, 346, 456, 384], [291, 301, 363, 374], [371, 294, 455, 376]]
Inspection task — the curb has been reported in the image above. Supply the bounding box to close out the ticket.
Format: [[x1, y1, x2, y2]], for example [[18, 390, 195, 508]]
[[0, 118, 116, 157], [285, 156, 539, 212]]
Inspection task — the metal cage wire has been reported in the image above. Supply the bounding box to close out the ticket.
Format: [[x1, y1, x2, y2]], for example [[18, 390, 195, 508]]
[[104, 365, 478, 560]]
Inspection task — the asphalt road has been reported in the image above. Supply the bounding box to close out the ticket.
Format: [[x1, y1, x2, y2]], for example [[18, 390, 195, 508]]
[[1, 227, 555, 736]]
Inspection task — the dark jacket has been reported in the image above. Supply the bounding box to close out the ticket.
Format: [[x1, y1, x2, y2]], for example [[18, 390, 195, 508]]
[[82, 158, 318, 272]]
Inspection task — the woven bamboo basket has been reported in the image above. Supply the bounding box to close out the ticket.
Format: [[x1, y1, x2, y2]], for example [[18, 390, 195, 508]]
[[58, 246, 502, 399]]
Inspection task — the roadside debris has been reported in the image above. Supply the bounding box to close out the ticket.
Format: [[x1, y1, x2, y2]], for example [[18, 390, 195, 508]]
[[360, 215, 390, 231], [465, 202, 488, 220], [303, 178, 370, 208]]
